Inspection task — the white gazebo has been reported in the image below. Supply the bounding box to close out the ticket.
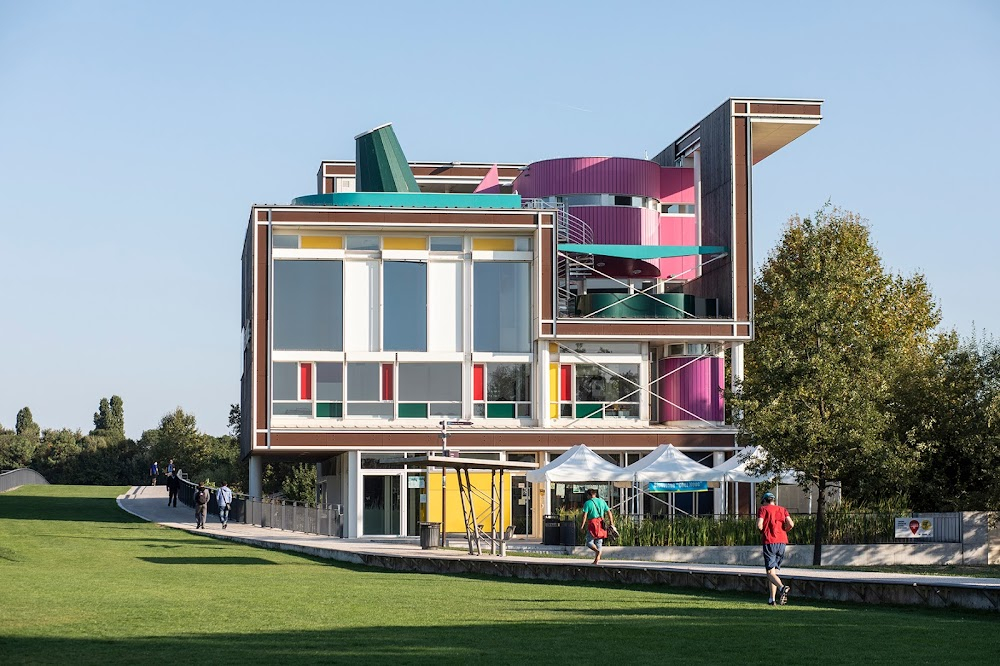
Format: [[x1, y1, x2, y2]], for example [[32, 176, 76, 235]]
[[527, 444, 633, 517], [622, 444, 717, 516], [705, 446, 799, 513]]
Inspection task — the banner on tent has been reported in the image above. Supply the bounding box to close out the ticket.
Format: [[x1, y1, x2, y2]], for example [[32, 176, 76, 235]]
[[647, 481, 709, 493]]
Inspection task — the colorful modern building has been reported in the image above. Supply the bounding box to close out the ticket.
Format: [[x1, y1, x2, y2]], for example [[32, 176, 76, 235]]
[[240, 99, 823, 538]]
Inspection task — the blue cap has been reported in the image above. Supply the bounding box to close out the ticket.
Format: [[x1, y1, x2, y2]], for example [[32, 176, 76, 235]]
[[762, 492, 776, 501]]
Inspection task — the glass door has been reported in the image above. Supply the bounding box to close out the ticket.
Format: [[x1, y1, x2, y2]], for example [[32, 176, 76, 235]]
[[363, 474, 401, 535]]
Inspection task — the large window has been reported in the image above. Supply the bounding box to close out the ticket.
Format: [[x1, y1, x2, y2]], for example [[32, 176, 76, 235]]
[[347, 363, 392, 418], [273, 260, 343, 351], [474, 363, 531, 418], [474, 262, 530, 352], [384, 261, 427, 351], [573, 363, 640, 419], [397, 363, 462, 418]]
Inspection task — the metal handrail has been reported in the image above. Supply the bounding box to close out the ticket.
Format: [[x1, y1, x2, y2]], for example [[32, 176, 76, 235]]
[[173, 473, 343, 537]]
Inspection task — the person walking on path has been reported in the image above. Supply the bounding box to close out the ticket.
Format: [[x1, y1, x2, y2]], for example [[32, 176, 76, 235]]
[[149, 461, 159, 486], [194, 482, 211, 529], [166, 459, 175, 476], [166, 471, 180, 507], [580, 488, 614, 565], [216, 481, 233, 529], [757, 491, 794, 605]]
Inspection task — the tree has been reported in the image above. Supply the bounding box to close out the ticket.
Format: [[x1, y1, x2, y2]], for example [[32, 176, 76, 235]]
[[730, 206, 939, 565], [15, 407, 40, 442], [228, 403, 241, 438], [896, 332, 1000, 511], [92, 396, 126, 442]]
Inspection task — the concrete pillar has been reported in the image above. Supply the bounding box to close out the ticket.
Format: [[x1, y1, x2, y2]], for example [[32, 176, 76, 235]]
[[713, 451, 726, 515], [346, 450, 362, 538], [538, 342, 551, 428], [730, 342, 745, 392], [248, 455, 263, 500]]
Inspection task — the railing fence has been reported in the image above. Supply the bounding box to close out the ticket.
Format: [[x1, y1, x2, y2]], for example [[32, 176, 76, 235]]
[[174, 473, 342, 537], [0, 468, 50, 493]]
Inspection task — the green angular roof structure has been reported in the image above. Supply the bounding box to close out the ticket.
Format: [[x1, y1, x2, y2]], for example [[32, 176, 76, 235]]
[[354, 123, 420, 193]]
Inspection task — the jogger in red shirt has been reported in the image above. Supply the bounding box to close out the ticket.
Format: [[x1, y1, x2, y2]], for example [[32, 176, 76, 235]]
[[757, 491, 794, 605]]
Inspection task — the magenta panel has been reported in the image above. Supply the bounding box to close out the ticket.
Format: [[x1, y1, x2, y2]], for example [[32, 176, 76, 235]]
[[514, 157, 661, 199], [658, 214, 697, 280], [658, 357, 724, 422], [569, 206, 660, 245], [659, 168, 695, 204]]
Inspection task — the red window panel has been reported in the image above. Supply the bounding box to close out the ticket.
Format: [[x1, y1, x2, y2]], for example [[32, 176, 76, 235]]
[[473, 364, 485, 401], [300, 364, 312, 400], [381, 363, 394, 401], [559, 365, 572, 401]]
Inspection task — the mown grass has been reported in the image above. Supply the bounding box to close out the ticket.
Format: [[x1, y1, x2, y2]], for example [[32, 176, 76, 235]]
[[1, 486, 997, 665]]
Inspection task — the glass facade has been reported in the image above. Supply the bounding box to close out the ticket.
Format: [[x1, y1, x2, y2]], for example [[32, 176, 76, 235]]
[[473, 262, 530, 352], [273, 260, 343, 351]]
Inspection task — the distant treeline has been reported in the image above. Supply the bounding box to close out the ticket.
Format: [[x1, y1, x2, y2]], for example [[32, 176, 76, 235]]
[[0, 400, 314, 502]]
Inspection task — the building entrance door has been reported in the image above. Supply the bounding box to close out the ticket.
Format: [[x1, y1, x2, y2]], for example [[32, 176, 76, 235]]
[[362, 474, 401, 535]]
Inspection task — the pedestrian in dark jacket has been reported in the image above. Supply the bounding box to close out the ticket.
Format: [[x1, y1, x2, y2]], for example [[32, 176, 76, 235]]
[[194, 483, 211, 529], [166, 471, 180, 507]]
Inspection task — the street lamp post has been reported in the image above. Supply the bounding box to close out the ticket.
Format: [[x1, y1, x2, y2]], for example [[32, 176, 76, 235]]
[[439, 419, 473, 546]]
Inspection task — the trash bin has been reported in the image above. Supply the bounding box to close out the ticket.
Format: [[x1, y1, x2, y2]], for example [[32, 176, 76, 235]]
[[560, 520, 578, 547], [419, 522, 440, 550], [542, 515, 561, 545]]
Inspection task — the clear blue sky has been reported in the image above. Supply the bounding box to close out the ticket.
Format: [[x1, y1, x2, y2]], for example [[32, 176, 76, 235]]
[[2, 1, 997, 439]]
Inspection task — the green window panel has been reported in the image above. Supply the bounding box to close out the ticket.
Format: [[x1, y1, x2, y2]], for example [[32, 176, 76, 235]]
[[486, 403, 516, 419], [316, 402, 343, 418], [575, 403, 604, 419], [398, 403, 428, 418]]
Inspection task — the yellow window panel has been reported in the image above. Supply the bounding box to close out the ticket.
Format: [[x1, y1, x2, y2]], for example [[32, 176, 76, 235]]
[[472, 238, 516, 251], [424, 471, 512, 532], [301, 236, 344, 249], [383, 237, 426, 250]]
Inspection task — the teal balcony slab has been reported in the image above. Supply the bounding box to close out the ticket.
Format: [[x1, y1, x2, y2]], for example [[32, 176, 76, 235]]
[[291, 192, 523, 209]]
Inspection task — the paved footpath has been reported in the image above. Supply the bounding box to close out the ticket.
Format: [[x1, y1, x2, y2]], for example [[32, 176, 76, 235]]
[[118, 486, 1000, 612]]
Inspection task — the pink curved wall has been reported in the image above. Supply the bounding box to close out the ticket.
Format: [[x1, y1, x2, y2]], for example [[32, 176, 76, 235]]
[[514, 157, 661, 199], [658, 357, 725, 422], [570, 206, 660, 245]]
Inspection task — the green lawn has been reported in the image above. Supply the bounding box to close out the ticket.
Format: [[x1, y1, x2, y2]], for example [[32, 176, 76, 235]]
[[1, 486, 997, 665]]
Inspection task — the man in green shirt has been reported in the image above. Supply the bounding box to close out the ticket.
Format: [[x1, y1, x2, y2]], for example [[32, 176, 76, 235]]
[[580, 488, 614, 564]]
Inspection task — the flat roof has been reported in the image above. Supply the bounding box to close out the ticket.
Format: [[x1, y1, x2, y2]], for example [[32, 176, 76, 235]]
[[290, 192, 523, 209]]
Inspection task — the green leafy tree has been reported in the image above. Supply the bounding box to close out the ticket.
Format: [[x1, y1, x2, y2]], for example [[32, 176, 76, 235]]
[[895, 332, 1000, 511], [15, 407, 40, 442], [730, 207, 939, 565], [32, 429, 83, 482], [280, 463, 318, 504], [228, 403, 241, 438], [91, 396, 126, 442], [0, 433, 37, 470]]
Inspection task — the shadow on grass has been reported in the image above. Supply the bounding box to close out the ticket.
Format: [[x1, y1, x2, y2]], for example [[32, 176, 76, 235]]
[[1, 612, 996, 664], [0, 495, 142, 523], [137, 556, 280, 565]]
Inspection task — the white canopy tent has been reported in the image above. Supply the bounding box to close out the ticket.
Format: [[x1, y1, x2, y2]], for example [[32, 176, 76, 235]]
[[706, 446, 800, 514], [526, 444, 633, 484], [623, 444, 715, 482], [707, 446, 797, 483], [621, 444, 717, 516]]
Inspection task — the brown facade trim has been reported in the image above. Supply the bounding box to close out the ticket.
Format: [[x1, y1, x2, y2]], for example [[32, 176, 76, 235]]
[[733, 116, 749, 320], [256, 210, 268, 222], [262, 430, 735, 450], [550, 322, 744, 338], [270, 210, 538, 226], [255, 225, 269, 432], [320, 163, 524, 179], [734, 102, 747, 113], [747, 103, 821, 116], [541, 225, 553, 320]]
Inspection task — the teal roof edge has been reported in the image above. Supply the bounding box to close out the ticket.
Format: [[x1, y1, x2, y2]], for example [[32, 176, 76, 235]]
[[559, 244, 729, 259], [291, 192, 523, 209]]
